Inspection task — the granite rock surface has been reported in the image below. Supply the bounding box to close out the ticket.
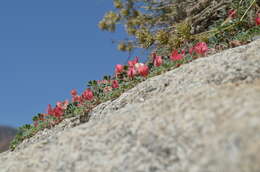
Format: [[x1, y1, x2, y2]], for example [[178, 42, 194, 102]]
[[0, 40, 260, 172]]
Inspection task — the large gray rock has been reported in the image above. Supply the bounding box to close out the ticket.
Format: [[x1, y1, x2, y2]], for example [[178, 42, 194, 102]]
[[0, 40, 260, 172]]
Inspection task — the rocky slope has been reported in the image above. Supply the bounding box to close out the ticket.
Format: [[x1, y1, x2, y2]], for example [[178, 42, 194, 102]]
[[0, 40, 260, 172], [0, 126, 17, 153]]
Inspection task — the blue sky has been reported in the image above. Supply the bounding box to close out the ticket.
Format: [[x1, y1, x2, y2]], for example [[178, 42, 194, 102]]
[[0, 0, 145, 127]]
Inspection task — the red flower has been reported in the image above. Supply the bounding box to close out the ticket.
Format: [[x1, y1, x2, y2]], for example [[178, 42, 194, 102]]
[[170, 50, 184, 61], [47, 104, 53, 115], [228, 9, 236, 18], [127, 67, 137, 78], [137, 64, 149, 77], [82, 88, 94, 101], [128, 57, 139, 67], [112, 80, 119, 89], [256, 14, 260, 26], [47, 104, 64, 118], [115, 64, 124, 75], [53, 106, 64, 118], [70, 89, 77, 97], [153, 54, 163, 67], [194, 42, 208, 56]]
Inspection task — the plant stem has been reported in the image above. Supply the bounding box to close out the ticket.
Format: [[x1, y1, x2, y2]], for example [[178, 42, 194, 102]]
[[240, 0, 256, 21]]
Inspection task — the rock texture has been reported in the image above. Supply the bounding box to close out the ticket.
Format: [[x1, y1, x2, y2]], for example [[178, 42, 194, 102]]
[[0, 126, 17, 153], [0, 40, 260, 172]]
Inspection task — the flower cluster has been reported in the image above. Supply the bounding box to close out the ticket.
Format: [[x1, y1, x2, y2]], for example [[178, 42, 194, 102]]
[[115, 56, 150, 78], [114, 42, 208, 80], [71, 88, 94, 105], [48, 100, 69, 118], [170, 50, 185, 61], [95, 79, 119, 93], [33, 88, 95, 127], [17, 41, 210, 150], [32, 41, 209, 129], [189, 42, 209, 57]]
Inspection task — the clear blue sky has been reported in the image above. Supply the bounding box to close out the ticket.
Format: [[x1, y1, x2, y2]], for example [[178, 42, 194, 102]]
[[0, 0, 145, 127]]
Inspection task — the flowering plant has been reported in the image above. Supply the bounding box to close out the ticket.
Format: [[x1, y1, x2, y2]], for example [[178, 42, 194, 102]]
[[10, 0, 260, 151]]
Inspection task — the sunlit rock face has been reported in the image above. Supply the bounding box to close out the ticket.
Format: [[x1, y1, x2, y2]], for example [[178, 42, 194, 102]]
[[0, 126, 17, 153], [0, 40, 260, 172]]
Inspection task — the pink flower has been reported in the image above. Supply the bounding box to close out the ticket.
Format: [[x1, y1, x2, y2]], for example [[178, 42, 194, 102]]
[[170, 50, 184, 61], [153, 54, 163, 67], [228, 9, 236, 18], [256, 14, 260, 26], [137, 64, 149, 77], [127, 67, 137, 78], [97, 80, 109, 85], [72, 95, 81, 103], [112, 80, 119, 89], [102, 80, 109, 84], [56, 101, 63, 108], [115, 64, 124, 75], [103, 86, 112, 93], [189, 47, 194, 55], [71, 89, 83, 104], [70, 89, 78, 97], [56, 100, 69, 110], [64, 100, 69, 106], [193, 42, 208, 56], [82, 88, 94, 101], [128, 56, 139, 67]]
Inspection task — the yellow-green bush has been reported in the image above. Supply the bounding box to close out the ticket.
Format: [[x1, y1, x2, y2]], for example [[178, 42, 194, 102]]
[[99, 0, 260, 56]]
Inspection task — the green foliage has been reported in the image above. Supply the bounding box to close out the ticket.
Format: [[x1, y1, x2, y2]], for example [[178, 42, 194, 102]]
[[99, 0, 178, 52], [99, 0, 260, 56], [10, 124, 37, 150], [233, 25, 260, 41], [64, 103, 83, 117]]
